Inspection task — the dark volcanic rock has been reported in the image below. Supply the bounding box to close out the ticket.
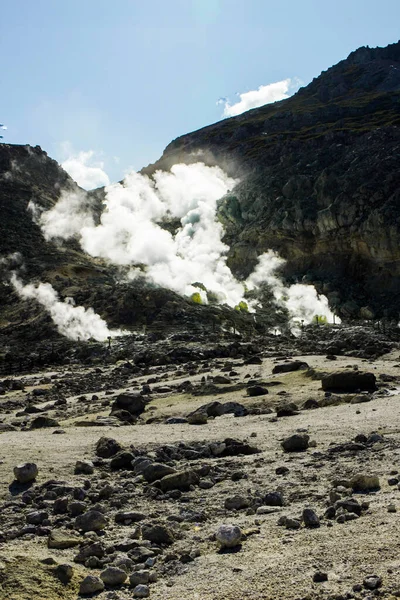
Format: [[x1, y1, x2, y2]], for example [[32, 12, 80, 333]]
[[111, 392, 146, 417], [158, 469, 199, 492], [281, 434, 309, 452], [95, 436, 122, 458], [322, 371, 377, 392], [272, 361, 309, 374]]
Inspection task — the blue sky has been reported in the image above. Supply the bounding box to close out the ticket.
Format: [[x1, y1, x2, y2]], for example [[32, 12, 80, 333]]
[[2, 0, 399, 184]]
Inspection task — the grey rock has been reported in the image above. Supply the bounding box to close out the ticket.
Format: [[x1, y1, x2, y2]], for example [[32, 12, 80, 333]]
[[74, 460, 94, 475], [110, 451, 135, 470], [350, 474, 380, 492], [79, 574, 105, 595], [142, 524, 175, 545], [272, 361, 309, 374], [142, 463, 176, 483], [224, 495, 249, 510], [247, 385, 268, 397], [100, 566, 127, 586], [13, 462, 38, 483], [129, 570, 150, 586], [363, 575, 382, 590], [75, 510, 107, 532], [54, 564, 73, 584], [303, 508, 320, 528], [95, 436, 122, 458], [281, 434, 309, 452], [133, 584, 150, 598], [215, 524, 242, 548], [159, 469, 199, 492], [48, 529, 81, 549]]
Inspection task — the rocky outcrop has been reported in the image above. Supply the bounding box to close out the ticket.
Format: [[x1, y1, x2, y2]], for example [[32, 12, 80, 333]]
[[143, 41, 400, 317]]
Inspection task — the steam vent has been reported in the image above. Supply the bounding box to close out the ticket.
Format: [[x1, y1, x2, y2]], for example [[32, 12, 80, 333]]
[[1, 38, 400, 600]]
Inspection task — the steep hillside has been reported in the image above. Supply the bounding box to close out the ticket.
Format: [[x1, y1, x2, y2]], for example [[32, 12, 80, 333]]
[[144, 41, 400, 318], [0, 146, 260, 347]]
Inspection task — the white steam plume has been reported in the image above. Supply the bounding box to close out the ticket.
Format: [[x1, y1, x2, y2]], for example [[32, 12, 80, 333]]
[[11, 274, 124, 341], [62, 150, 110, 190], [37, 160, 337, 325], [246, 251, 339, 324]]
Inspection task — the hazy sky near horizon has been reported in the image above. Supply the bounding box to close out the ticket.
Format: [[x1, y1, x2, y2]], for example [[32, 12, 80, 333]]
[[2, 0, 399, 185]]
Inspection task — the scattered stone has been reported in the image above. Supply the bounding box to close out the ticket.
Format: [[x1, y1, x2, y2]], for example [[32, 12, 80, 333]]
[[75, 510, 107, 532], [74, 459, 94, 475], [224, 495, 249, 510], [285, 517, 301, 530], [115, 511, 146, 524], [303, 398, 320, 410], [158, 469, 199, 492], [215, 524, 242, 548], [303, 508, 320, 528], [264, 491, 283, 506], [100, 566, 128, 586], [79, 574, 105, 595], [313, 571, 328, 582], [13, 462, 38, 483], [276, 466, 290, 476], [133, 584, 150, 598], [187, 409, 208, 425], [247, 385, 268, 397], [272, 361, 309, 374], [111, 392, 146, 417], [96, 436, 122, 458], [142, 523, 175, 545], [54, 564, 73, 584], [276, 402, 299, 417], [350, 474, 380, 492], [30, 416, 59, 429], [142, 463, 176, 483], [281, 434, 309, 452], [363, 575, 382, 590], [110, 451, 135, 470], [129, 570, 150, 586], [48, 529, 81, 549]]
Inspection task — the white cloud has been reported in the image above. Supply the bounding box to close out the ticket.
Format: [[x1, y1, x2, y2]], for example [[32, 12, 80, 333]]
[[62, 150, 110, 190], [222, 78, 299, 117]]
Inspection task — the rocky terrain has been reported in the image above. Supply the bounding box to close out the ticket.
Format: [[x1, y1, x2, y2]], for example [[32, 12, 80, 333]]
[[1, 325, 400, 599], [145, 41, 400, 317], [1, 39, 400, 600]]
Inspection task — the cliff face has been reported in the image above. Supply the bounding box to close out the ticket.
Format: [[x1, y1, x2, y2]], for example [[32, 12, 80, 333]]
[[144, 41, 400, 318]]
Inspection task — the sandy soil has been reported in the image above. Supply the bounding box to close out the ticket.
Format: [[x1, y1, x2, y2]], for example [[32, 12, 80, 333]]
[[1, 351, 400, 599]]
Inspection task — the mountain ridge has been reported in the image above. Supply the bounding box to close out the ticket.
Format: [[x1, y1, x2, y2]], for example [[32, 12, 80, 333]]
[[0, 39, 399, 341]]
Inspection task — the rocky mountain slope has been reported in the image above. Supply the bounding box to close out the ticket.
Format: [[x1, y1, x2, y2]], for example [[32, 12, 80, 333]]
[[145, 41, 400, 318], [0, 40, 399, 352], [0, 146, 258, 350]]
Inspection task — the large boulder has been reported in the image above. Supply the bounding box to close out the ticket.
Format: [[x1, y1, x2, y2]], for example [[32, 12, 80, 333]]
[[30, 416, 59, 429], [322, 371, 377, 392], [13, 462, 38, 483], [281, 434, 309, 452], [111, 392, 146, 417], [95, 436, 122, 458]]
